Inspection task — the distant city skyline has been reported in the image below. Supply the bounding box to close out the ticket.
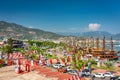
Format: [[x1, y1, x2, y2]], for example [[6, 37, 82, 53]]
[[0, 0, 120, 34]]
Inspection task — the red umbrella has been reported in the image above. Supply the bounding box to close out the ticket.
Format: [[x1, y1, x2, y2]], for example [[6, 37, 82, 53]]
[[49, 59, 52, 65], [67, 56, 70, 62], [62, 58, 65, 63], [42, 60, 45, 65]]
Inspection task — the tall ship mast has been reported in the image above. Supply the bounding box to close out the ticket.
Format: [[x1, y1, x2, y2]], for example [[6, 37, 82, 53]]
[[96, 37, 100, 50], [102, 36, 106, 51], [111, 36, 114, 51], [91, 36, 118, 60]]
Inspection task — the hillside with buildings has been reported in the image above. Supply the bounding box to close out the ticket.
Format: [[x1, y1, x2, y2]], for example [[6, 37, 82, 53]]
[[0, 21, 63, 40]]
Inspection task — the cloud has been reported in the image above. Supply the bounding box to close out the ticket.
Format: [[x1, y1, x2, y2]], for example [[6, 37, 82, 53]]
[[88, 23, 101, 31]]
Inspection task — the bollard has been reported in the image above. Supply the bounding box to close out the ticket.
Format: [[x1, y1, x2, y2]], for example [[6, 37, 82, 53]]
[[35, 61, 38, 66], [31, 60, 34, 66], [49, 59, 52, 65], [27, 63, 30, 72], [25, 63, 31, 72], [9, 60, 12, 66], [15, 65, 21, 74], [42, 60, 45, 65], [18, 64, 21, 73]]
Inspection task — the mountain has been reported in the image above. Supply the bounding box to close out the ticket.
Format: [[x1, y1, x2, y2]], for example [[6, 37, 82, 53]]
[[82, 31, 112, 39], [1, 21, 120, 40], [57, 32, 81, 36], [113, 33, 120, 40], [57, 31, 120, 40], [0, 21, 63, 40]]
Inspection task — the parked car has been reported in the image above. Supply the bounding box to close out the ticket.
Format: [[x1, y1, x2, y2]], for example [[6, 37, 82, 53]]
[[110, 76, 120, 80], [118, 76, 120, 80], [66, 66, 72, 72], [56, 62, 60, 64], [58, 67, 67, 73], [52, 64, 64, 69], [92, 73, 105, 78], [67, 70, 78, 75], [39, 60, 42, 65], [45, 61, 51, 67], [81, 69, 90, 77], [41, 56, 46, 60], [104, 72, 114, 77]]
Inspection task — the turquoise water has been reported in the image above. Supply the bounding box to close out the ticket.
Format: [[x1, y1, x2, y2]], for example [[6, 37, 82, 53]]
[[115, 46, 120, 51], [115, 46, 120, 60]]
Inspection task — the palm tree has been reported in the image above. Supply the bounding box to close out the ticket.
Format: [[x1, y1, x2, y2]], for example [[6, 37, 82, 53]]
[[2, 38, 13, 60], [72, 54, 77, 68], [77, 50, 83, 60], [31, 54, 38, 60], [76, 60, 84, 78], [76, 60, 84, 70], [2, 38, 13, 54]]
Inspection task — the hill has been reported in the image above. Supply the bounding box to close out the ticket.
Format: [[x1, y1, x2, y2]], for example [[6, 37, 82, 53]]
[[0, 21, 63, 40]]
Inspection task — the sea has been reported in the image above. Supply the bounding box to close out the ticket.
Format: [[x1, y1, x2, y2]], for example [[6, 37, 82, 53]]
[[114, 44, 120, 60], [113, 42, 120, 51]]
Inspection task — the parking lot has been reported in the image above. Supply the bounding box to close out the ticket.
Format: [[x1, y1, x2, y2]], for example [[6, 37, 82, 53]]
[[91, 77, 110, 80]]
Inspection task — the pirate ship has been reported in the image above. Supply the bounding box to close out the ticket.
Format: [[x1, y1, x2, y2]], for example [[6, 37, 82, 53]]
[[85, 36, 118, 60], [64, 36, 118, 60]]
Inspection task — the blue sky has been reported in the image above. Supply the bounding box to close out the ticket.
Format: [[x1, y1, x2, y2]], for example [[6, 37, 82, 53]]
[[0, 0, 120, 34]]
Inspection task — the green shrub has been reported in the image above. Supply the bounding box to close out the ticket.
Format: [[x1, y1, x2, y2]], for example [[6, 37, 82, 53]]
[[86, 59, 97, 66]]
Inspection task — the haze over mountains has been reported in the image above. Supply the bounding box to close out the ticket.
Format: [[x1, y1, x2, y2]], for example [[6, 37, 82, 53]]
[[0, 21, 120, 40], [57, 31, 120, 40]]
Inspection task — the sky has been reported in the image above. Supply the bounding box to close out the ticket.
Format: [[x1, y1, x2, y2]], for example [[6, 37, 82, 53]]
[[0, 0, 120, 34]]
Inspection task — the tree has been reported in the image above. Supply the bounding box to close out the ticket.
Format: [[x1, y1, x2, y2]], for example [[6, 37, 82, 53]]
[[2, 38, 13, 54], [76, 60, 84, 78], [77, 50, 82, 60], [76, 60, 84, 71], [30, 54, 38, 60], [0, 47, 2, 51], [59, 42, 67, 49], [104, 61, 113, 70], [86, 59, 97, 66], [72, 54, 77, 68]]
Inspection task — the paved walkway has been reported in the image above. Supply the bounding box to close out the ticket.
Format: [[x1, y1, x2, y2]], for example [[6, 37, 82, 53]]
[[33, 65, 73, 80], [0, 65, 57, 80]]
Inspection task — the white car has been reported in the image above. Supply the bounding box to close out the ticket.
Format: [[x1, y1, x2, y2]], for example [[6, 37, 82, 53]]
[[93, 73, 105, 78], [52, 64, 64, 69], [67, 70, 78, 75], [66, 66, 72, 71], [52, 64, 59, 68], [117, 77, 120, 79], [104, 72, 114, 77]]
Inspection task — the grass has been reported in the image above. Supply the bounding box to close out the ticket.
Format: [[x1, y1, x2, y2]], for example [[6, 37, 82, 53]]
[[92, 64, 113, 70], [91, 64, 120, 73]]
